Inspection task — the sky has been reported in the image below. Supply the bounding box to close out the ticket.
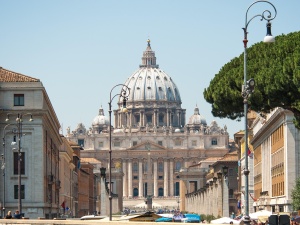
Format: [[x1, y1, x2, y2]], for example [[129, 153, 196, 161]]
[[0, 0, 299, 139]]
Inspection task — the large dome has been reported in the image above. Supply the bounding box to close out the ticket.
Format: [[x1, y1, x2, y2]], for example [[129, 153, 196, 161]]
[[120, 40, 181, 105]]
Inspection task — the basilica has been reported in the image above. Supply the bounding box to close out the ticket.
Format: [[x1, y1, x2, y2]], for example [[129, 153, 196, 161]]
[[66, 40, 230, 209]]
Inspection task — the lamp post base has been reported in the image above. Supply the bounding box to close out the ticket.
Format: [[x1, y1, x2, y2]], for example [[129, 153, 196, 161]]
[[243, 215, 251, 225]]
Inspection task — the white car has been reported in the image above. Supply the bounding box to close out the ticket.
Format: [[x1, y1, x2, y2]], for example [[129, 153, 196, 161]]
[[80, 215, 106, 220]]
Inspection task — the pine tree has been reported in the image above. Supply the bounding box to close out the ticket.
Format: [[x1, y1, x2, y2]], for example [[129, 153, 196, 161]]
[[204, 31, 300, 129]]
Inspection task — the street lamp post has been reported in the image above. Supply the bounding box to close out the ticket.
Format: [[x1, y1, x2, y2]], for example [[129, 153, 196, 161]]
[[242, 1, 276, 225], [5, 113, 33, 215], [1, 150, 4, 219], [108, 84, 130, 221], [1, 124, 14, 218]]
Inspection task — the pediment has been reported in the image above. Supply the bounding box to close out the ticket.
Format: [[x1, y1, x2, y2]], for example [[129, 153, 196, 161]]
[[128, 141, 167, 151]]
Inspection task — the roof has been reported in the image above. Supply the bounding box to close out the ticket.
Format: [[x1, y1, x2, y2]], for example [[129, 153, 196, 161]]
[[189, 156, 221, 168], [81, 158, 101, 164], [214, 151, 238, 164], [0, 67, 40, 82]]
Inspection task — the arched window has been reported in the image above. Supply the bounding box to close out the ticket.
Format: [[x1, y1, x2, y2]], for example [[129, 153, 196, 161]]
[[146, 114, 152, 124], [133, 162, 138, 173], [159, 114, 164, 124], [158, 188, 164, 197], [133, 188, 138, 197], [175, 161, 181, 171], [158, 162, 164, 172], [229, 189, 234, 198], [174, 182, 180, 196]]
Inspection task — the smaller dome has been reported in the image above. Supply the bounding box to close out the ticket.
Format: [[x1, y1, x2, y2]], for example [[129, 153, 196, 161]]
[[92, 107, 109, 126], [188, 105, 207, 125]]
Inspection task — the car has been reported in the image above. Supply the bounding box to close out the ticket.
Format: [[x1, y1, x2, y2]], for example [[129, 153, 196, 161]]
[[80, 215, 106, 220]]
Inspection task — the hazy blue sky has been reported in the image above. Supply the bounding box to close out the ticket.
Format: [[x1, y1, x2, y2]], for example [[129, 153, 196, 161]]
[[0, 0, 299, 138]]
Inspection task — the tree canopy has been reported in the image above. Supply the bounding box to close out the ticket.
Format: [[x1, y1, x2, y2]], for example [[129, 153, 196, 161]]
[[204, 31, 300, 128]]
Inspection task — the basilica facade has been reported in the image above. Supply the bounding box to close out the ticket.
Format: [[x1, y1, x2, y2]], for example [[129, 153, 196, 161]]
[[66, 40, 230, 208]]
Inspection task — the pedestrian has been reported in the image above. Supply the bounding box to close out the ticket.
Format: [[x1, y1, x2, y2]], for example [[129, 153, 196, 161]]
[[13, 210, 21, 219], [5, 211, 12, 219]]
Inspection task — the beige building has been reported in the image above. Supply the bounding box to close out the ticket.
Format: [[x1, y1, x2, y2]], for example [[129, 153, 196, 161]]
[[250, 108, 299, 213], [0, 68, 62, 218], [66, 40, 230, 210], [58, 136, 76, 217], [184, 151, 238, 217]]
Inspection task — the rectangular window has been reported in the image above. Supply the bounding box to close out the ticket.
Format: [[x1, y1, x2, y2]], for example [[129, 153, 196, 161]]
[[211, 138, 218, 145], [99, 142, 103, 147], [114, 142, 121, 147], [158, 162, 164, 172], [174, 140, 182, 146], [133, 141, 137, 146], [159, 115, 164, 123], [174, 182, 180, 196], [14, 152, 25, 175], [14, 94, 24, 106], [158, 176, 163, 180], [14, 185, 25, 199], [189, 181, 197, 192], [135, 115, 140, 123], [158, 141, 163, 146], [146, 115, 152, 124], [133, 176, 138, 180], [78, 139, 84, 147], [192, 140, 197, 146]]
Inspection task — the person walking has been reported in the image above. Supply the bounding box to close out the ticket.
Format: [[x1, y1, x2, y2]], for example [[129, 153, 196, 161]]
[[5, 211, 12, 219]]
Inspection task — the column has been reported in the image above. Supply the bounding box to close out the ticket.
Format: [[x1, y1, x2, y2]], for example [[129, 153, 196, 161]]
[[178, 111, 181, 127], [138, 159, 143, 197], [142, 111, 146, 127], [128, 160, 133, 198], [223, 177, 229, 217], [153, 159, 158, 197], [166, 109, 169, 126], [169, 160, 174, 196], [123, 160, 128, 197], [184, 158, 189, 168], [217, 179, 223, 218], [129, 111, 133, 127], [100, 175, 107, 216], [164, 160, 169, 197], [153, 110, 157, 127], [139, 111, 142, 127], [114, 111, 118, 129], [147, 153, 152, 196]]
